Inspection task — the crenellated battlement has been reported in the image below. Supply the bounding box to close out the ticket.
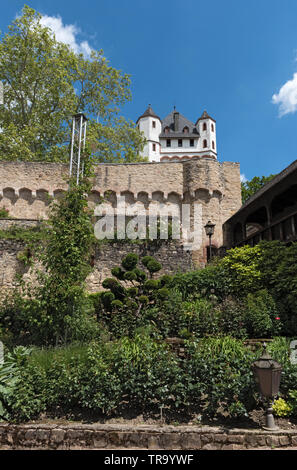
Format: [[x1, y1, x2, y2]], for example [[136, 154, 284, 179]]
[[0, 158, 241, 266]]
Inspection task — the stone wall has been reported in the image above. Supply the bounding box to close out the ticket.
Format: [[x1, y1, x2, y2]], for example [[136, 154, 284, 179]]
[[0, 423, 296, 450], [0, 218, 41, 230], [0, 239, 193, 292], [0, 158, 242, 266]]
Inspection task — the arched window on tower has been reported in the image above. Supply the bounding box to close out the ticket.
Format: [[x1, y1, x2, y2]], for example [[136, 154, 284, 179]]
[[203, 122, 207, 131], [203, 139, 207, 148], [211, 123, 214, 132], [212, 141, 215, 149]]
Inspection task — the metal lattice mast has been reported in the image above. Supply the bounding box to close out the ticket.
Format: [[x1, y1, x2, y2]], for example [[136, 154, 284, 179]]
[[69, 113, 88, 184]]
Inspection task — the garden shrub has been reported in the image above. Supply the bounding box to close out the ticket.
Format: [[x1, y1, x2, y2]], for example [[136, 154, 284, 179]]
[[267, 337, 297, 395], [107, 333, 186, 412], [272, 398, 293, 417], [4, 335, 297, 423], [272, 243, 297, 335], [181, 298, 220, 337], [244, 289, 281, 338], [0, 346, 45, 422], [171, 263, 230, 302], [0, 288, 100, 347], [218, 245, 262, 297], [93, 254, 172, 338], [2, 334, 186, 421], [214, 297, 247, 338], [185, 336, 257, 419]]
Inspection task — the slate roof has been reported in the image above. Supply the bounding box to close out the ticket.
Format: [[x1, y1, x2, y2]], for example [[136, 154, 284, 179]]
[[136, 105, 161, 123], [159, 110, 200, 138], [196, 110, 216, 123]]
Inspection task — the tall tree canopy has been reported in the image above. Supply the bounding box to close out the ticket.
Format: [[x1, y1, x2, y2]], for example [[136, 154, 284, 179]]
[[241, 174, 276, 205], [0, 5, 146, 162]]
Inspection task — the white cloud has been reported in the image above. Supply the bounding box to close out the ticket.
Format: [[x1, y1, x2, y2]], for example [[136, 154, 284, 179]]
[[272, 72, 297, 116], [40, 15, 92, 57], [240, 173, 247, 183]]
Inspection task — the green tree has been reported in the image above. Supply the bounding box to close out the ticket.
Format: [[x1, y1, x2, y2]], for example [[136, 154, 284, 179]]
[[0, 5, 146, 162], [241, 174, 275, 204]]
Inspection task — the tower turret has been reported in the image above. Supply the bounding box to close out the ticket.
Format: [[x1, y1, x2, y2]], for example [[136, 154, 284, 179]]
[[196, 110, 217, 158], [136, 105, 162, 162]]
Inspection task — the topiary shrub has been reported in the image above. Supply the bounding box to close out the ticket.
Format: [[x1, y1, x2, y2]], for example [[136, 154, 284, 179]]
[[94, 254, 170, 338]]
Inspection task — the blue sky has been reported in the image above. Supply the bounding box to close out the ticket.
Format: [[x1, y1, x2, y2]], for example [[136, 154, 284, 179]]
[[1, 0, 297, 181]]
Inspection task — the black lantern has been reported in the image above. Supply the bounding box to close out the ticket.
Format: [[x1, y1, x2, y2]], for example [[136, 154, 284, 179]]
[[252, 343, 282, 430], [204, 220, 215, 261]]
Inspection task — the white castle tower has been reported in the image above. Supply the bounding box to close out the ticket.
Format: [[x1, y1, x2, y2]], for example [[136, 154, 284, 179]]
[[137, 106, 217, 163], [136, 105, 162, 162]]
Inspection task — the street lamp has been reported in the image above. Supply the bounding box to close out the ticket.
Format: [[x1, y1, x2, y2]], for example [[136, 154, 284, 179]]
[[252, 342, 282, 430], [204, 220, 215, 261]]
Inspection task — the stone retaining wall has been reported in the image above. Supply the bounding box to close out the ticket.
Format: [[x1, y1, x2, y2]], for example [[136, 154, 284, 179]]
[[0, 218, 41, 230], [0, 238, 194, 291], [0, 423, 297, 450]]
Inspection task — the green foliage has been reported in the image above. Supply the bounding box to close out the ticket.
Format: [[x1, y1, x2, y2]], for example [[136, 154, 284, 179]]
[[241, 174, 275, 204], [244, 289, 281, 338], [287, 391, 297, 417], [121, 253, 139, 271], [185, 337, 256, 419], [95, 254, 168, 338], [215, 297, 247, 338], [181, 298, 220, 337], [141, 256, 162, 277], [0, 167, 100, 346], [272, 243, 297, 335], [16, 247, 33, 267], [3, 335, 297, 423], [272, 398, 293, 417], [171, 264, 229, 302], [219, 245, 262, 296], [0, 346, 33, 420], [0, 5, 146, 163], [108, 333, 186, 411], [0, 207, 10, 218], [0, 225, 47, 242], [2, 334, 186, 421]]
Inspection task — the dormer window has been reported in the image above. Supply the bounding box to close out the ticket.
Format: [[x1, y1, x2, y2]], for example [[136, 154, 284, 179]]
[[203, 123, 207, 131], [183, 126, 189, 133], [164, 126, 170, 134]]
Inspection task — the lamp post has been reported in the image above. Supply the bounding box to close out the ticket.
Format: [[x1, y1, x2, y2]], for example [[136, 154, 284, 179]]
[[204, 220, 215, 261], [252, 342, 282, 431]]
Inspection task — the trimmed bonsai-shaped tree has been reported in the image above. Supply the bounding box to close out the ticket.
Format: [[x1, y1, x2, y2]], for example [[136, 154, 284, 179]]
[[93, 253, 173, 336]]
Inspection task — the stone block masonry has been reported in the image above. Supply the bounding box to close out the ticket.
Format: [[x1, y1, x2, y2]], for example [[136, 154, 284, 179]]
[[0, 423, 297, 450], [0, 239, 193, 292], [0, 158, 242, 266]]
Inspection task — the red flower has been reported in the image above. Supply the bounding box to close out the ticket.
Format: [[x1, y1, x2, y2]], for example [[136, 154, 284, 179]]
[[275, 317, 280, 320]]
